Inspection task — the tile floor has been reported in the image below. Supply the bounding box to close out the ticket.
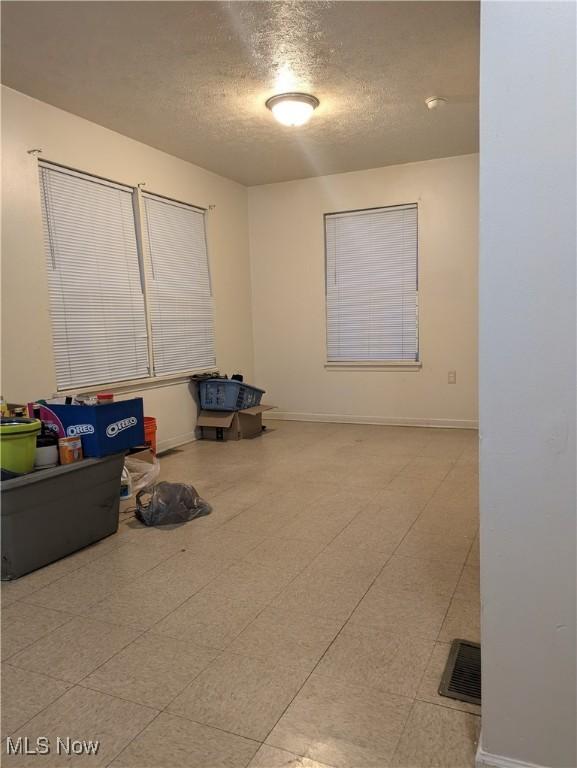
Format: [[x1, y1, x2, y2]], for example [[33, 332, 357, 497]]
[[2, 420, 481, 767]]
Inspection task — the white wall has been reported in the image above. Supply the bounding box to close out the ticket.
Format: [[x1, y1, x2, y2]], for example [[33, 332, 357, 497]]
[[1, 87, 254, 451], [478, 2, 576, 767], [248, 154, 478, 427]]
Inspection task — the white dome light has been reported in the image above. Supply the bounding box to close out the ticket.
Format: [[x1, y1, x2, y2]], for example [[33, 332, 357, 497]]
[[425, 96, 448, 110], [266, 93, 320, 127]]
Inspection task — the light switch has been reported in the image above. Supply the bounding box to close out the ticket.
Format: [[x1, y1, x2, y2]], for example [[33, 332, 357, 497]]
[[448, 370, 457, 384]]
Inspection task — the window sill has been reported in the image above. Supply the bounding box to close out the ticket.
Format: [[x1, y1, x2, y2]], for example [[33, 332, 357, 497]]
[[325, 361, 422, 371], [57, 369, 219, 397]]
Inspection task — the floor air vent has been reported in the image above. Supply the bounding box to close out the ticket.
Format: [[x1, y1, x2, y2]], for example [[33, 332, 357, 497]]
[[439, 639, 481, 705]]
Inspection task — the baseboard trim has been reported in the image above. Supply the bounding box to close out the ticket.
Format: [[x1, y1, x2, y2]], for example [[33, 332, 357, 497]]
[[263, 411, 478, 430], [476, 743, 549, 768], [157, 430, 196, 454]]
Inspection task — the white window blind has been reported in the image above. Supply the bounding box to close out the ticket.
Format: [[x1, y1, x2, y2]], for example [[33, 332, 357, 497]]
[[142, 193, 215, 375], [39, 162, 150, 389], [325, 204, 418, 362]]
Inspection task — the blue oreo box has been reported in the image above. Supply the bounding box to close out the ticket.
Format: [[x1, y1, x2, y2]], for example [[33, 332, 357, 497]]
[[35, 398, 145, 458]]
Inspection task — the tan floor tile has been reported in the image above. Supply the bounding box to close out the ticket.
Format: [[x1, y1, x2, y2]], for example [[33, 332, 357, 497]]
[[370, 486, 432, 513], [401, 457, 455, 481], [89, 520, 165, 550], [82, 632, 218, 709], [87, 552, 225, 630], [303, 549, 385, 584], [444, 464, 479, 486], [373, 555, 463, 597], [243, 537, 326, 576], [110, 711, 259, 768], [413, 506, 478, 540], [3, 685, 157, 767], [395, 529, 473, 565], [168, 652, 310, 741], [151, 590, 263, 650], [438, 598, 481, 643], [87, 589, 188, 632], [319, 534, 397, 571], [274, 512, 354, 545], [223, 504, 297, 537], [0, 535, 125, 607], [267, 673, 413, 768], [332, 441, 414, 463], [210, 480, 282, 518], [248, 744, 336, 768], [374, 554, 461, 597], [454, 566, 480, 603], [179, 528, 266, 562], [327, 512, 408, 547], [224, 484, 332, 537], [301, 462, 405, 491], [1, 559, 84, 607], [350, 587, 451, 639], [466, 536, 480, 567], [115, 516, 215, 546], [93, 536, 183, 568], [416, 643, 481, 715], [386, 474, 443, 499], [9, 616, 140, 683], [1, 602, 73, 660], [315, 625, 434, 698], [431, 484, 479, 513], [1, 664, 71, 737], [270, 570, 371, 622], [391, 700, 480, 767], [418, 482, 478, 507], [457, 450, 479, 468], [200, 561, 297, 606], [1, 581, 33, 608], [313, 487, 381, 516], [22, 543, 175, 613], [416, 432, 472, 460], [24, 566, 128, 614], [228, 606, 342, 667], [143, 549, 226, 585], [2, 423, 478, 768]]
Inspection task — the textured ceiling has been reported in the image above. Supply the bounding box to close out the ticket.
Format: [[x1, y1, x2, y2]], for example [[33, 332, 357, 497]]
[[1, 1, 479, 186]]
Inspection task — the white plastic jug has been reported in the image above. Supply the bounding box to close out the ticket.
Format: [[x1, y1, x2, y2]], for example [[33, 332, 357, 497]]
[[120, 465, 133, 500]]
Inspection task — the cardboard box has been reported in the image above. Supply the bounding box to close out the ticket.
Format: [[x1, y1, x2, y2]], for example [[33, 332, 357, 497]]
[[26, 399, 145, 458], [197, 405, 275, 441]]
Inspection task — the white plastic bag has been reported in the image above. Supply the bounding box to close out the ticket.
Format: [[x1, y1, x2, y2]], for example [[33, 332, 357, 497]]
[[124, 456, 160, 494]]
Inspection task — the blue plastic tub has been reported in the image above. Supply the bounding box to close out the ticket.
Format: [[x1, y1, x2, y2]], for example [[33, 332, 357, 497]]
[[199, 379, 265, 411]]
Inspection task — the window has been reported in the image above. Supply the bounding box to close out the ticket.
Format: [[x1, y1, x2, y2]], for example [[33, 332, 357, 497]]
[[142, 193, 215, 375], [39, 162, 215, 390], [39, 163, 150, 389], [325, 204, 418, 363]]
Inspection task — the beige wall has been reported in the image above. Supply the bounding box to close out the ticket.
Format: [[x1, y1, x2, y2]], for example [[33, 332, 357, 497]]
[[1, 86, 254, 451], [2, 86, 478, 442], [248, 154, 479, 427]]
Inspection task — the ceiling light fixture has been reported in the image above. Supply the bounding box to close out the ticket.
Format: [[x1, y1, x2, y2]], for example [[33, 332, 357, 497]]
[[425, 96, 448, 111], [266, 92, 319, 127]]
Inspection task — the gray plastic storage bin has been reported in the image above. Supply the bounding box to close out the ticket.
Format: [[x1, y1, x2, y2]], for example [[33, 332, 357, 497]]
[[1, 453, 124, 580]]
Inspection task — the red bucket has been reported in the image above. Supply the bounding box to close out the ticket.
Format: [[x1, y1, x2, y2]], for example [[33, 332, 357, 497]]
[[143, 416, 157, 455]]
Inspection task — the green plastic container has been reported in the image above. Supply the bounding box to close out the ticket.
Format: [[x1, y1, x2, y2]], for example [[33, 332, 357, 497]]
[[0, 418, 41, 475]]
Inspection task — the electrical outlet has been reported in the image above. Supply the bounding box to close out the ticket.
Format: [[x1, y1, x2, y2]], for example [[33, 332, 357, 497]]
[[448, 370, 457, 384]]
